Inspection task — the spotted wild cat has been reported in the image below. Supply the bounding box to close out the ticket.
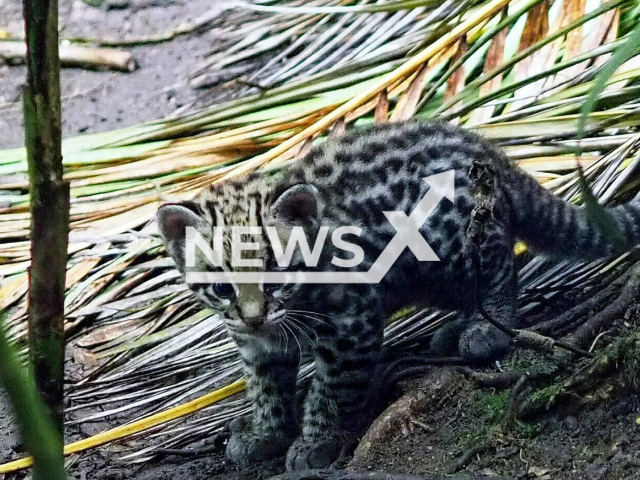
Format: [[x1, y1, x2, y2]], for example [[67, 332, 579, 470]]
[[157, 120, 640, 470]]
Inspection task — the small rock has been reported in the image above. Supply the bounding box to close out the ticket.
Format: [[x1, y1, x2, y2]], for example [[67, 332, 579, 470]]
[[496, 446, 519, 459], [529, 465, 551, 478]]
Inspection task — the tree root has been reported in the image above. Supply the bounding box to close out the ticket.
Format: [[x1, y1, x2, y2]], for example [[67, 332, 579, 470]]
[[502, 375, 528, 431], [478, 307, 593, 358], [359, 356, 468, 430], [447, 444, 492, 474], [518, 331, 640, 419], [532, 260, 640, 339], [447, 373, 528, 473], [457, 368, 525, 389], [570, 263, 640, 347], [351, 369, 465, 468], [532, 277, 620, 336], [270, 469, 515, 480]]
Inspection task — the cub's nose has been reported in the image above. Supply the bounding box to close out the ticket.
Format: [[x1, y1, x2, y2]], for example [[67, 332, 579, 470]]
[[237, 284, 265, 328], [241, 300, 264, 328]]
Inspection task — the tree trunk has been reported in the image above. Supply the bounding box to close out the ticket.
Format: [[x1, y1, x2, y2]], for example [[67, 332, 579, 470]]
[[23, 0, 69, 447]]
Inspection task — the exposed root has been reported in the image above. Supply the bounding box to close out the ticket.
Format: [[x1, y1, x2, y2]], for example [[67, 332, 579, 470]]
[[532, 276, 622, 336], [457, 368, 525, 389], [357, 390, 428, 447], [478, 307, 593, 358], [361, 356, 467, 427], [502, 375, 528, 431], [532, 259, 640, 339], [519, 331, 640, 419], [270, 469, 514, 480], [447, 444, 492, 474], [351, 368, 465, 469], [570, 264, 640, 347]]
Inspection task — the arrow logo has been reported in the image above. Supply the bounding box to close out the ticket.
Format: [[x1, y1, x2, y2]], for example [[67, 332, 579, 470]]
[[185, 170, 455, 284]]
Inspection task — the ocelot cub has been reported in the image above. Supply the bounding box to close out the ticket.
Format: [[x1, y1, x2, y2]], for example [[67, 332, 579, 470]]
[[158, 120, 640, 470]]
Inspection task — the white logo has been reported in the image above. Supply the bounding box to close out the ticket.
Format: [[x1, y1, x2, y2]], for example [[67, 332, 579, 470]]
[[185, 170, 454, 284]]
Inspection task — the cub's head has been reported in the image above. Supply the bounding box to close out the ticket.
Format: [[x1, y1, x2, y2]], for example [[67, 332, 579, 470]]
[[157, 179, 323, 337]]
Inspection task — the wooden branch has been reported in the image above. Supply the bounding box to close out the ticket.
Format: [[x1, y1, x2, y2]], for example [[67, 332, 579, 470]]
[[23, 1, 68, 478], [457, 368, 525, 389], [0, 40, 137, 72], [478, 307, 594, 358]]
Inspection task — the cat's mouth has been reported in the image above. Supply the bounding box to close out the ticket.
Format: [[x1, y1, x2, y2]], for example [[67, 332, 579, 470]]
[[225, 309, 287, 336], [266, 309, 286, 322]]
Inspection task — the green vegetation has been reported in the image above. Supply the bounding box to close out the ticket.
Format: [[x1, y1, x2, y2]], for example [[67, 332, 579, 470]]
[[0, 314, 65, 479]]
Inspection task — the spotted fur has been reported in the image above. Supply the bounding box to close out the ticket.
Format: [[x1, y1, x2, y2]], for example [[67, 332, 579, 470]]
[[157, 120, 640, 470]]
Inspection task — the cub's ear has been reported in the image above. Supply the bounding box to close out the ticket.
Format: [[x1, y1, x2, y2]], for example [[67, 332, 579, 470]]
[[270, 184, 320, 224], [157, 202, 202, 273]]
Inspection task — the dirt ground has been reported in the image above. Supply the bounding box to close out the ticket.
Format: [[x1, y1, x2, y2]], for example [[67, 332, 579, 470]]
[[1, 2, 640, 480], [54, 350, 640, 480], [0, 0, 221, 149]]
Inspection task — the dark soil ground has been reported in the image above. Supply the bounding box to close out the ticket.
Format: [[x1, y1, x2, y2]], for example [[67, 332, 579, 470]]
[[0, 0, 221, 149], [1, 2, 640, 480]]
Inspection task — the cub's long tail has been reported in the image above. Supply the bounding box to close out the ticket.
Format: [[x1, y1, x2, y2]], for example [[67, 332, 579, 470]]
[[502, 168, 640, 259]]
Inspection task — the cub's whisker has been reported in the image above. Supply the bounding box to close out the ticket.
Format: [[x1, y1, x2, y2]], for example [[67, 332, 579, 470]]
[[285, 316, 315, 345], [288, 310, 336, 330], [281, 320, 302, 355]]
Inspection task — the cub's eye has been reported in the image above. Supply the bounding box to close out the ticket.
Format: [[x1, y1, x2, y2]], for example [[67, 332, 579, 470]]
[[212, 283, 235, 299]]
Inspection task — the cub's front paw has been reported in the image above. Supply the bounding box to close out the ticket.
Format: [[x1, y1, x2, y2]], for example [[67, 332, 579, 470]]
[[225, 417, 293, 468], [285, 436, 344, 471]]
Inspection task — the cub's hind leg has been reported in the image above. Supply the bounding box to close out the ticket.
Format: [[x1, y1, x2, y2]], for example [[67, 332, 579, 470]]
[[430, 223, 517, 363], [459, 225, 518, 362]]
